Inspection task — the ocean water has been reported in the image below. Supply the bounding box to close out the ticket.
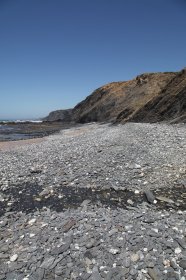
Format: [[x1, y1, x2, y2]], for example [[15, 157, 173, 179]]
[[0, 124, 23, 141], [0, 120, 42, 141], [0, 119, 42, 123]]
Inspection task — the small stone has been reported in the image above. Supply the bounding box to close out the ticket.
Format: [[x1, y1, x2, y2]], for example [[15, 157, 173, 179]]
[[75, 244, 80, 250], [10, 254, 18, 262], [130, 268, 137, 276], [84, 251, 93, 260], [34, 197, 41, 201], [179, 260, 186, 269], [148, 267, 159, 280], [121, 267, 129, 276], [81, 272, 92, 280], [108, 228, 118, 236], [40, 256, 55, 268], [86, 239, 95, 249], [90, 269, 102, 280], [0, 220, 8, 227], [31, 268, 45, 280], [55, 266, 64, 276], [51, 242, 70, 255], [130, 253, 140, 262], [123, 258, 130, 268], [156, 196, 174, 204], [0, 194, 5, 202], [28, 218, 36, 225], [147, 262, 154, 268], [134, 164, 141, 169], [0, 253, 9, 259], [109, 248, 119, 254], [63, 219, 76, 232], [163, 259, 170, 267], [175, 238, 186, 249], [170, 259, 178, 269], [144, 190, 156, 204], [81, 199, 91, 206], [175, 247, 182, 254], [127, 199, 134, 205]]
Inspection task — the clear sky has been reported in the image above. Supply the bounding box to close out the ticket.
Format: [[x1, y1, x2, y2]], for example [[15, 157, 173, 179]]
[[0, 0, 186, 119]]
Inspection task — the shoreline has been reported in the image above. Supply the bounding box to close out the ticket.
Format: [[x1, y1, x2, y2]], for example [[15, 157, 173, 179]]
[[0, 121, 83, 143]]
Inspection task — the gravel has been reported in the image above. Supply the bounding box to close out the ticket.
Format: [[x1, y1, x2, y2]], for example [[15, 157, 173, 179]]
[[0, 122, 186, 279]]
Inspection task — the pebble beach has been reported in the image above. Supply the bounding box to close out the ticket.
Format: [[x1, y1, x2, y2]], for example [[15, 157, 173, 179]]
[[0, 122, 186, 280]]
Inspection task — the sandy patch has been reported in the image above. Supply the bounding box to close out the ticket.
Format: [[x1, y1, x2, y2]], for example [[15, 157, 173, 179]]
[[0, 137, 45, 152]]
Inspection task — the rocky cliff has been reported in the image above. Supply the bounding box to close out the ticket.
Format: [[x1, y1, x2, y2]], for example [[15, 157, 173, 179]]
[[72, 72, 176, 123], [127, 68, 186, 123], [44, 68, 186, 124]]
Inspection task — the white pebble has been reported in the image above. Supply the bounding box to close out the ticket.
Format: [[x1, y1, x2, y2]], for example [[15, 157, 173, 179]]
[[109, 248, 119, 254], [10, 254, 18, 262], [28, 218, 36, 225], [75, 244, 79, 250], [152, 228, 158, 233], [175, 247, 182, 254]]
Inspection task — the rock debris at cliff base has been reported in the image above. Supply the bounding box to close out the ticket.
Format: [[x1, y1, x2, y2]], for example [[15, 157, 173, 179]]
[[0, 123, 186, 280]]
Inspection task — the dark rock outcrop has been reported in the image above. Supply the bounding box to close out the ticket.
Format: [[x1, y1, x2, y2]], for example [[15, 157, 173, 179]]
[[43, 109, 73, 122]]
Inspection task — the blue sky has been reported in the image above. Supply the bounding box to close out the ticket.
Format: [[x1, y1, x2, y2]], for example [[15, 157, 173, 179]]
[[0, 0, 186, 119]]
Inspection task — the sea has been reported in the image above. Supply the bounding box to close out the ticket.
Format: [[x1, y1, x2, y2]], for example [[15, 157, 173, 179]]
[[0, 119, 43, 141], [0, 119, 42, 123]]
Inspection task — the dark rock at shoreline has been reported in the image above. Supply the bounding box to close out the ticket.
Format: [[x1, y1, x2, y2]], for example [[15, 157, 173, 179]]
[[43, 109, 73, 122]]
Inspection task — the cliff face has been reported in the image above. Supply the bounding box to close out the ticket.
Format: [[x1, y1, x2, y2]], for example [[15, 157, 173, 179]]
[[128, 68, 186, 123], [44, 68, 186, 124], [72, 72, 176, 123]]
